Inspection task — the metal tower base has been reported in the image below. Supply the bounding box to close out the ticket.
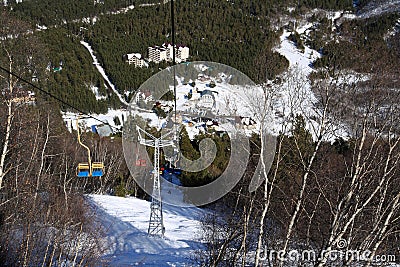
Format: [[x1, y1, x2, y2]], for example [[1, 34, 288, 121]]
[[148, 198, 165, 236]]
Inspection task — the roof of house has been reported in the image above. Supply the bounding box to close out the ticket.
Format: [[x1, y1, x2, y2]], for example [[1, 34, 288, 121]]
[[127, 53, 142, 60], [93, 124, 113, 137]]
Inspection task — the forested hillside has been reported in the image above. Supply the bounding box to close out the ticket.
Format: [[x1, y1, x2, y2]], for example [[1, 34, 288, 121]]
[[2, 0, 396, 111], [311, 12, 399, 86]]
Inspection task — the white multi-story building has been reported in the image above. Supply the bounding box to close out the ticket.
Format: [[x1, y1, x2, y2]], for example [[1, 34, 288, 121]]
[[175, 45, 189, 62], [126, 53, 147, 68], [148, 44, 189, 63], [148, 46, 169, 63]]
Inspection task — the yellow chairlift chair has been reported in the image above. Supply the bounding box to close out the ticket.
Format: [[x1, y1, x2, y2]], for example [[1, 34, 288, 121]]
[[76, 115, 105, 178]]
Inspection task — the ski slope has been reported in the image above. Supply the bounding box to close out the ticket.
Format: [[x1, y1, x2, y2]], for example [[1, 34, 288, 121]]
[[89, 194, 205, 266], [81, 40, 129, 106]]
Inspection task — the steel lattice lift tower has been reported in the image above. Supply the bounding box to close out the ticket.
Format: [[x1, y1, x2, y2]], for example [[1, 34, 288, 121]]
[[135, 0, 178, 238], [136, 126, 175, 237]]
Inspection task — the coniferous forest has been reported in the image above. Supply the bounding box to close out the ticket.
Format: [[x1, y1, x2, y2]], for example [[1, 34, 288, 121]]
[[3, 0, 398, 112]]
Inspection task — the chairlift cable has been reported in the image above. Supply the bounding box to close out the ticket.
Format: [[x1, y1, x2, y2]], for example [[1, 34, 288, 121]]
[[171, 0, 176, 124], [170, 0, 181, 171]]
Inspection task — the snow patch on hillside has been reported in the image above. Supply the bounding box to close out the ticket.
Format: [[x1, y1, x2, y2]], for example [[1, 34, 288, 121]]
[[89, 84, 107, 100], [357, 0, 400, 19], [385, 17, 400, 40], [276, 28, 320, 75], [110, 4, 135, 15]]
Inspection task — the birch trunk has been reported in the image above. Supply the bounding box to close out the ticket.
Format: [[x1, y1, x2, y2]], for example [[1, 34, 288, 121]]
[[0, 56, 15, 189]]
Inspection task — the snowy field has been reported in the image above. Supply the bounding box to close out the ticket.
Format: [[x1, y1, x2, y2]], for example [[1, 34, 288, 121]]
[[88, 194, 205, 266]]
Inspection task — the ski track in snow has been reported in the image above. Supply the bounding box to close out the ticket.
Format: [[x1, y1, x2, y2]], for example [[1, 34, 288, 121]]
[[273, 25, 351, 141], [81, 40, 129, 106], [88, 194, 205, 266]]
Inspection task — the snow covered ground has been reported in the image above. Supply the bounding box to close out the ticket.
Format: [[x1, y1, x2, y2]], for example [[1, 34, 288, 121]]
[[89, 84, 107, 101], [62, 109, 129, 133], [357, 0, 400, 19], [88, 194, 205, 266]]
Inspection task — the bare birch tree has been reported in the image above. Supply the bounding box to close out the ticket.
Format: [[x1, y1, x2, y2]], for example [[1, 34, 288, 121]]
[[313, 73, 400, 266], [0, 11, 47, 189]]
